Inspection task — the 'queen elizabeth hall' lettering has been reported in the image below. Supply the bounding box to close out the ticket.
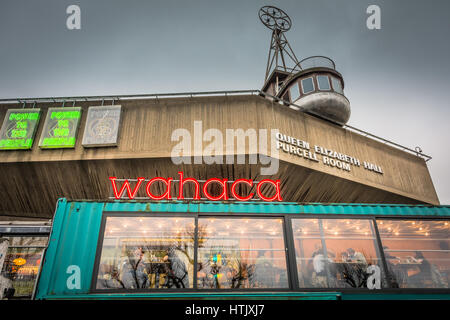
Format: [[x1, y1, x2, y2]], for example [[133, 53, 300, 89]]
[[109, 172, 282, 202]]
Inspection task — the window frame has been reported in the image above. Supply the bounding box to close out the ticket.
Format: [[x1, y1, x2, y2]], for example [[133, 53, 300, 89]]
[[375, 217, 450, 290], [301, 77, 315, 95], [90, 212, 294, 293], [288, 216, 389, 291], [317, 75, 332, 91], [0, 231, 50, 300], [90, 212, 450, 294], [289, 82, 301, 102], [330, 76, 344, 94], [90, 212, 199, 293]]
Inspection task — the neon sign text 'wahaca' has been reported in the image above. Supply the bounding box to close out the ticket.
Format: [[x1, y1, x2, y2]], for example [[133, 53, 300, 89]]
[[109, 171, 282, 202]]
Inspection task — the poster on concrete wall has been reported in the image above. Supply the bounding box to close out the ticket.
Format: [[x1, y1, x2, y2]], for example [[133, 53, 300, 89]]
[[39, 107, 82, 148], [82, 105, 122, 147], [0, 108, 41, 150]]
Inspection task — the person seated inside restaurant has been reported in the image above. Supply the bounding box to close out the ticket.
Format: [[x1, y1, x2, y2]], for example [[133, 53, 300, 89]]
[[119, 247, 149, 289], [335, 248, 369, 288], [97, 263, 123, 289], [221, 260, 239, 288], [252, 250, 276, 288], [197, 256, 224, 289], [345, 248, 367, 264], [382, 246, 405, 288], [231, 259, 254, 289], [310, 244, 335, 287], [407, 251, 448, 288], [149, 250, 172, 288], [162, 247, 189, 288]]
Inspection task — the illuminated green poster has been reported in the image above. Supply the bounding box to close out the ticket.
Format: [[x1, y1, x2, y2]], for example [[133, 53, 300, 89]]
[[0, 108, 41, 150], [39, 107, 82, 148]]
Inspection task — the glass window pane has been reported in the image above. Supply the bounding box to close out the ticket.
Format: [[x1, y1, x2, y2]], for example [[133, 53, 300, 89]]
[[197, 218, 288, 289], [291, 219, 322, 287], [317, 75, 331, 91], [377, 219, 449, 288], [3, 236, 48, 247], [292, 218, 385, 289], [1, 237, 46, 298], [301, 77, 315, 94], [289, 83, 300, 102], [96, 216, 195, 290], [331, 76, 343, 94]]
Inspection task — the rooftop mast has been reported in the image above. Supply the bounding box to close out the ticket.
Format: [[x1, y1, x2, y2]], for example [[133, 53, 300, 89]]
[[259, 6, 300, 84]]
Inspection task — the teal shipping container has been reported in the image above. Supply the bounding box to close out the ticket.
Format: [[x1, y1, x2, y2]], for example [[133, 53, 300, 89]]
[[34, 199, 450, 300]]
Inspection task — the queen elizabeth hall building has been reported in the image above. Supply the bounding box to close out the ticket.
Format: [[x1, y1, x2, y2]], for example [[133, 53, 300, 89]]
[[0, 6, 449, 301]]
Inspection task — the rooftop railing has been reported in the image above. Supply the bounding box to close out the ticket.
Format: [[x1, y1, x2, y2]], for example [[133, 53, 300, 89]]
[[298, 56, 336, 71], [0, 89, 431, 162]]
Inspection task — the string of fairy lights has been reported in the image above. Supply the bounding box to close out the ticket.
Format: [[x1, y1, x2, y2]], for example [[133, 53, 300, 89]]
[[104, 218, 448, 239]]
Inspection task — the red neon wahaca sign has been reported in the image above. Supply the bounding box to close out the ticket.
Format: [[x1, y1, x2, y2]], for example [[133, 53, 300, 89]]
[[109, 171, 282, 202]]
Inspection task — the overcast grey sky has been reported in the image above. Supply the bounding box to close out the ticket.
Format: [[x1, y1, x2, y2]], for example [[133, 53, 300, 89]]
[[0, 0, 449, 204]]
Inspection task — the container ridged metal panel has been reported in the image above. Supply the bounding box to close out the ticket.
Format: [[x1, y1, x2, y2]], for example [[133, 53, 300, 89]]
[[35, 199, 450, 300]]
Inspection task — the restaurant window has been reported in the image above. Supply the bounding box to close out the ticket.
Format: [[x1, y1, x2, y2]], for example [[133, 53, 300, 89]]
[[377, 219, 449, 288], [331, 76, 343, 94], [0, 236, 47, 299], [292, 218, 385, 289], [197, 218, 289, 289], [317, 75, 331, 91], [289, 82, 300, 102], [301, 77, 315, 94], [95, 216, 195, 290]]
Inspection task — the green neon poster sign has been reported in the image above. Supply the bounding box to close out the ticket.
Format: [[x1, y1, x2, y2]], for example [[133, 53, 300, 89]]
[[0, 108, 41, 150], [39, 107, 82, 148]]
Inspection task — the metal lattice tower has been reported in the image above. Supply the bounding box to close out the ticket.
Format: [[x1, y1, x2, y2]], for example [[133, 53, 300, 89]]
[[259, 6, 300, 82]]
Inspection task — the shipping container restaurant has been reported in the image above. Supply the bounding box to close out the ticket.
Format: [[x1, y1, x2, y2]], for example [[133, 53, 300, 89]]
[[28, 200, 448, 300], [1, 6, 449, 300]]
